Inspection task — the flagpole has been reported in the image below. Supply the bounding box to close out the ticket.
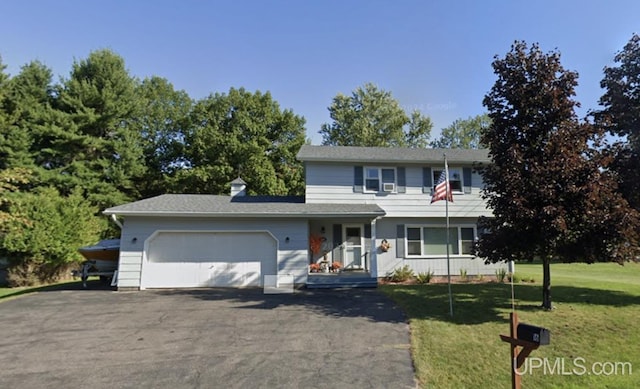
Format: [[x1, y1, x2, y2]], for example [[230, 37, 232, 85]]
[[444, 154, 453, 317]]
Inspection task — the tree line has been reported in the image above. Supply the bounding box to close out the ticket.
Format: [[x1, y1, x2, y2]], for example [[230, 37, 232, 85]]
[[0, 49, 469, 285], [1, 34, 639, 291]]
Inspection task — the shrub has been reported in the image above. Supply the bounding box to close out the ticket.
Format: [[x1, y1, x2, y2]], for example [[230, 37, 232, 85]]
[[7, 261, 76, 287], [3, 187, 106, 286], [416, 270, 434, 284], [495, 268, 507, 283], [476, 274, 485, 282], [459, 268, 468, 282], [507, 273, 521, 283], [387, 265, 415, 283]]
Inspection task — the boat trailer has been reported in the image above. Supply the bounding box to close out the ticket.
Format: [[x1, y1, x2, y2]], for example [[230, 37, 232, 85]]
[[72, 260, 118, 288]]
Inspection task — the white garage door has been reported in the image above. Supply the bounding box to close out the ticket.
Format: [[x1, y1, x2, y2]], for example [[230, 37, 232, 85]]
[[142, 231, 277, 288]]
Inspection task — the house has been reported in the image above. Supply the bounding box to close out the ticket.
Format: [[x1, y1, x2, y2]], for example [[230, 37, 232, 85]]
[[103, 145, 506, 290]]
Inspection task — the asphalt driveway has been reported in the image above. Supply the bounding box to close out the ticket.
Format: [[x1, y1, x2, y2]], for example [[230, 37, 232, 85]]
[[0, 284, 415, 389]]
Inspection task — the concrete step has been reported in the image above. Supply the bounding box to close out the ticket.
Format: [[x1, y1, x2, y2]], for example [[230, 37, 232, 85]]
[[306, 274, 378, 289]]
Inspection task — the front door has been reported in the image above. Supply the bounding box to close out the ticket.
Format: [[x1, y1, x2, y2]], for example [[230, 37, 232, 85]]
[[343, 224, 364, 270]]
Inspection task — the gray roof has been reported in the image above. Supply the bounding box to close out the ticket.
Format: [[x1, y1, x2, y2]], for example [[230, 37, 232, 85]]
[[296, 145, 490, 164], [230, 177, 247, 185], [103, 194, 385, 218]]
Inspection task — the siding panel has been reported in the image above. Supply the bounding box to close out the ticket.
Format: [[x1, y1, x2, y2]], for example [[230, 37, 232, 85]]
[[305, 163, 490, 218]]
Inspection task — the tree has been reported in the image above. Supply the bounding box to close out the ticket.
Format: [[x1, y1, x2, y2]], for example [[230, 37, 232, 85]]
[[477, 41, 640, 310], [594, 33, 640, 210], [320, 83, 432, 147], [175, 88, 306, 195], [45, 49, 145, 209], [0, 60, 55, 171], [2, 187, 105, 286], [133, 76, 193, 198], [431, 114, 491, 149], [0, 167, 31, 230], [0, 55, 11, 154]]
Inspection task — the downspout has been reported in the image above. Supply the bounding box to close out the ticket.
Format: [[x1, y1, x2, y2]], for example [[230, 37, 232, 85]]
[[110, 214, 123, 229]]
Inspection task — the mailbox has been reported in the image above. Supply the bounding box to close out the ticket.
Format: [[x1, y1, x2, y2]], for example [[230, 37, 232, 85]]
[[517, 323, 550, 345]]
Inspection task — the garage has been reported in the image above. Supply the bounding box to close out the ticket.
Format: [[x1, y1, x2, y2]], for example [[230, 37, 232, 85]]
[[141, 231, 277, 288]]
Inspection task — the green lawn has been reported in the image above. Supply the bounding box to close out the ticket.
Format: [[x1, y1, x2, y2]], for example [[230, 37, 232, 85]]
[[381, 262, 640, 388], [0, 279, 89, 300]]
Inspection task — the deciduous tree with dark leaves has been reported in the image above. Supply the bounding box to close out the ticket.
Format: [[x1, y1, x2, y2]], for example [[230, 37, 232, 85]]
[[594, 33, 640, 211], [477, 41, 639, 310]]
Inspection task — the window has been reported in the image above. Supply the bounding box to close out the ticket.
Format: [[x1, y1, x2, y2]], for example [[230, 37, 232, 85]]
[[460, 227, 475, 254], [364, 167, 395, 192], [407, 227, 422, 255], [423, 227, 459, 255], [365, 168, 379, 191], [433, 168, 463, 193], [405, 226, 476, 257]]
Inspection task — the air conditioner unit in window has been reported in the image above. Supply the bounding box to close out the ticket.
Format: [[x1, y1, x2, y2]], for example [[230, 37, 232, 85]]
[[382, 183, 395, 192]]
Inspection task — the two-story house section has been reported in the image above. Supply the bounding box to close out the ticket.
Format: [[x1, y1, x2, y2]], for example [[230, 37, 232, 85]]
[[103, 145, 506, 290], [297, 145, 506, 279]]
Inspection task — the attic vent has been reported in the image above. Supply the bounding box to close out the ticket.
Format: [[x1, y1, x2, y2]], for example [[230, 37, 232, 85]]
[[383, 183, 395, 192]]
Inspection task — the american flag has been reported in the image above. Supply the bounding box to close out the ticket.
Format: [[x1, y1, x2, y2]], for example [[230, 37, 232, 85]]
[[431, 165, 453, 203]]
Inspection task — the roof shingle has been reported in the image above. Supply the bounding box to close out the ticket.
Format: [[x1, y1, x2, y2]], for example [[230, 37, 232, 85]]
[[296, 145, 490, 164], [104, 194, 385, 218]]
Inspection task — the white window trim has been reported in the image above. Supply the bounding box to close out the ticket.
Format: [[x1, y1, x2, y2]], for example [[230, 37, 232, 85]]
[[363, 166, 397, 193], [405, 224, 477, 258], [432, 167, 464, 195]]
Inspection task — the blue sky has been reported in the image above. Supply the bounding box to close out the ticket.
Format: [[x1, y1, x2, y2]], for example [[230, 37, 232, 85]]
[[1, 1, 638, 144]]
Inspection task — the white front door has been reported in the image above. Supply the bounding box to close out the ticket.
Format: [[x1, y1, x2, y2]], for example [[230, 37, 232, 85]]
[[342, 224, 364, 270]]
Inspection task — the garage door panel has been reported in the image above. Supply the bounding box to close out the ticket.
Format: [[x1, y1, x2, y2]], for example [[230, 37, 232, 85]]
[[148, 232, 275, 263], [143, 262, 201, 288], [143, 232, 276, 288], [206, 262, 261, 287]]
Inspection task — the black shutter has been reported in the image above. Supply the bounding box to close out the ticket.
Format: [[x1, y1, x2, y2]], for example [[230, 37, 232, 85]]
[[364, 224, 372, 239], [397, 167, 406, 193], [354, 166, 363, 193], [396, 224, 405, 258], [422, 167, 432, 194], [332, 224, 342, 262], [463, 167, 472, 194]]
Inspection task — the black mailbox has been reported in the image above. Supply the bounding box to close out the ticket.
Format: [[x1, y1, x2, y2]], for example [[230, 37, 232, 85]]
[[517, 323, 550, 345]]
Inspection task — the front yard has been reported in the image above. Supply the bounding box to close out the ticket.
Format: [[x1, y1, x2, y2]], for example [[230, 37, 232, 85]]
[[382, 262, 640, 388]]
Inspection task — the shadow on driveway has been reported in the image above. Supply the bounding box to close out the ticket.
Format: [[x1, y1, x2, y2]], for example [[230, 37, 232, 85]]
[[155, 287, 408, 324], [0, 286, 416, 389]]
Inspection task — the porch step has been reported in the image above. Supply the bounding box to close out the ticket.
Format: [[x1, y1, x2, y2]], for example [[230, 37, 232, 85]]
[[306, 273, 378, 289]]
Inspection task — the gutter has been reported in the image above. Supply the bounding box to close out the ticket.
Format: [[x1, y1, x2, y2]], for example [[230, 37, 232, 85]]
[[103, 211, 386, 219]]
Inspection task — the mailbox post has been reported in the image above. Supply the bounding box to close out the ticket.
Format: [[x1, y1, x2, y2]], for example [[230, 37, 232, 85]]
[[500, 313, 550, 389]]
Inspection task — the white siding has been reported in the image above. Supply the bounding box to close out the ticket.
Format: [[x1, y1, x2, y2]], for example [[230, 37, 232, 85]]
[[116, 217, 308, 289], [373, 218, 507, 277], [304, 163, 490, 218]]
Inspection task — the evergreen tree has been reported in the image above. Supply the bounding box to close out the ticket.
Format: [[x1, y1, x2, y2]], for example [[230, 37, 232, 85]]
[[49, 49, 144, 208]]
